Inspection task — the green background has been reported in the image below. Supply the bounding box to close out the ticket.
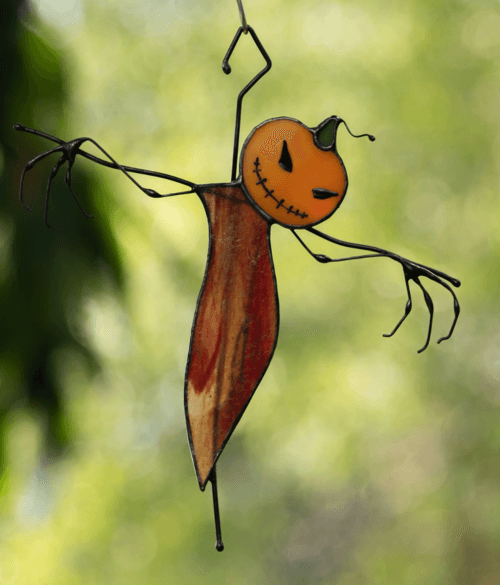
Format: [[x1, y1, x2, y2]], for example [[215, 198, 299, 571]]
[[1, 0, 499, 582]]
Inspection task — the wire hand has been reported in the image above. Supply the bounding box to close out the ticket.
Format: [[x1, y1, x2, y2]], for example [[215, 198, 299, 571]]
[[381, 254, 460, 353], [15, 125, 95, 227]]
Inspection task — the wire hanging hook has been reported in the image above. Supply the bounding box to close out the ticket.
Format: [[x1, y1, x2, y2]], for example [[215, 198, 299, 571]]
[[222, 25, 272, 181], [236, 0, 248, 34]]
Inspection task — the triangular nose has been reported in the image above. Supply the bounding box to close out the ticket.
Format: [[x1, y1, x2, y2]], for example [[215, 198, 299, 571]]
[[279, 140, 293, 172]]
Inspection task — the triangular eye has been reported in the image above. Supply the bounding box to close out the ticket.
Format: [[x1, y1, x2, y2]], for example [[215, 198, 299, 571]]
[[279, 140, 293, 173]]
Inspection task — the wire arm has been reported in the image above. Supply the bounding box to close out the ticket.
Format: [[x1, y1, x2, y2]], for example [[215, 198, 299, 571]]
[[297, 226, 461, 353], [15, 124, 195, 227], [292, 229, 382, 263], [15, 124, 195, 188], [222, 25, 272, 181]]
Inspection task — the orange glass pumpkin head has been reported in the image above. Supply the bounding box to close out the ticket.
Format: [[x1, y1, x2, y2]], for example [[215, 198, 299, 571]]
[[241, 116, 348, 228]]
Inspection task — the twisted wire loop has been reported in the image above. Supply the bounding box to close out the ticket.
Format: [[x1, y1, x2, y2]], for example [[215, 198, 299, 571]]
[[236, 0, 248, 33]]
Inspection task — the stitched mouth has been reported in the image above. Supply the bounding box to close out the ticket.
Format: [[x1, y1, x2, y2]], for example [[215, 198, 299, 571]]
[[252, 158, 309, 219]]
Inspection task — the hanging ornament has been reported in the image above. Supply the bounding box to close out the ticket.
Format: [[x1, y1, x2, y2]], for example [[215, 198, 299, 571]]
[[15, 0, 460, 552]]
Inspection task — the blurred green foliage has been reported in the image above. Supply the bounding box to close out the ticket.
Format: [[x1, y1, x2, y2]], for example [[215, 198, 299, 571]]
[[0, 0, 124, 471], [1, 0, 499, 582]]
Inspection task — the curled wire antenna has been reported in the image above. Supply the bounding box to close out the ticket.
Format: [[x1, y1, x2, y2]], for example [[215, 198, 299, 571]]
[[339, 119, 376, 142]]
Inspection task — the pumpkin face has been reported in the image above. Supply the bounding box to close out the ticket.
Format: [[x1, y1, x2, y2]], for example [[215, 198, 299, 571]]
[[240, 117, 348, 228]]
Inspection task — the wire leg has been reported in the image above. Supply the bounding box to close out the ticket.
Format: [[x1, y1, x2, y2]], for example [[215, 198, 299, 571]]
[[209, 465, 224, 552]]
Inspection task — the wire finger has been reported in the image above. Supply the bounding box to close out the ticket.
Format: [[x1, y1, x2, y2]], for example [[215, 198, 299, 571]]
[[415, 277, 434, 353]]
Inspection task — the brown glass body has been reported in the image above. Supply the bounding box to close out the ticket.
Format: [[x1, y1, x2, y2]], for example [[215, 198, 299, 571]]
[[185, 184, 279, 489]]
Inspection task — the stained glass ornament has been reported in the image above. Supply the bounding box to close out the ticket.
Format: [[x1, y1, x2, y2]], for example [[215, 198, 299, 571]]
[[15, 7, 461, 553]]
